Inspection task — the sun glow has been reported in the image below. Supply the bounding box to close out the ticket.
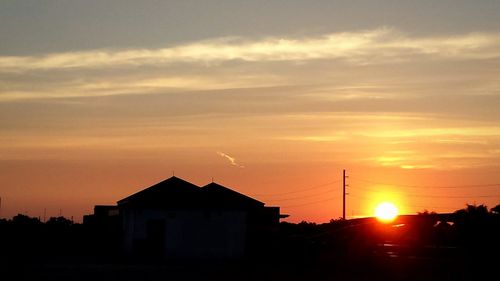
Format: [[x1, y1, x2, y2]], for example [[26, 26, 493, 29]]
[[375, 202, 399, 222]]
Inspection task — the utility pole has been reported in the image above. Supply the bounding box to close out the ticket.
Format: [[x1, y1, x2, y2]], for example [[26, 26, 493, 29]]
[[343, 169, 348, 220]]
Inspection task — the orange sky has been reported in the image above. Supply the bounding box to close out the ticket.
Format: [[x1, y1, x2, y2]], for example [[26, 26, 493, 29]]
[[1, 1, 500, 222]]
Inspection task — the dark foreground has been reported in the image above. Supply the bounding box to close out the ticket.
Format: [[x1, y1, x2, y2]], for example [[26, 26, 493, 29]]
[[1, 205, 499, 281], [1, 250, 497, 281]]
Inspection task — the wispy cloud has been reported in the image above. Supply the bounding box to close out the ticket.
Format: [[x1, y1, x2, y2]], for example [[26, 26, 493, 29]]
[[217, 151, 245, 168], [1, 28, 500, 72], [2, 27, 500, 102], [359, 127, 500, 138]]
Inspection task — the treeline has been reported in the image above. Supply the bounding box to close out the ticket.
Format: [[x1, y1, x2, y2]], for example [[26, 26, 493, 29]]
[[0, 204, 499, 262], [278, 204, 500, 261], [0, 214, 119, 263]]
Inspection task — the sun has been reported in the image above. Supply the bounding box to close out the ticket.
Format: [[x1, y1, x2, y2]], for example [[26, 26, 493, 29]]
[[375, 202, 399, 222]]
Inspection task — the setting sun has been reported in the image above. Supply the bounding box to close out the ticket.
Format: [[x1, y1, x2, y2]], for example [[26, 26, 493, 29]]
[[375, 202, 399, 222]]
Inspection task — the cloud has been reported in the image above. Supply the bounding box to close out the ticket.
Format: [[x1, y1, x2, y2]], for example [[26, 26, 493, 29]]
[[359, 127, 500, 138], [2, 27, 500, 102], [1, 28, 500, 72], [217, 152, 245, 168]]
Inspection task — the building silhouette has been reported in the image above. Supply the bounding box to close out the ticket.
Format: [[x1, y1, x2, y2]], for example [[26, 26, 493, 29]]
[[84, 176, 286, 258]]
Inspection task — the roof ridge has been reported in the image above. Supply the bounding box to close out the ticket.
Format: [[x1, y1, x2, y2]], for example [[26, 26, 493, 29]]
[[117, 176, 200, 205], [201, 182, 264, 205]]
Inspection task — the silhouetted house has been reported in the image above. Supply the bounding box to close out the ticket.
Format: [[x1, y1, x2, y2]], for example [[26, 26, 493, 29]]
[[85, 176, 285, 258]]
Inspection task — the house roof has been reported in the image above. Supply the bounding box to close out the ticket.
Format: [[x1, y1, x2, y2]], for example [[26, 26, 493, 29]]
[[117, 176, 266, 210], [201, 182, 264, 209], [117, 176, 201, 208]]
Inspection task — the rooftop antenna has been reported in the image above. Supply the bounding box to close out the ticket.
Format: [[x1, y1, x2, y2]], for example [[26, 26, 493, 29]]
[[172, 171, 175, 177], [211, 177, 214, 183]]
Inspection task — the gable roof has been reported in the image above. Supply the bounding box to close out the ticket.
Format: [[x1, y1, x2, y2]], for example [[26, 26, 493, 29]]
[[117, 176, 201, 208], [201, 182, 264, 209], [117, 176, 266, 210]]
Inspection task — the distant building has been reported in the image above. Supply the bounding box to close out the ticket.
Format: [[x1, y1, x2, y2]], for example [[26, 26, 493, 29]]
[[84, 176, 287, 258]]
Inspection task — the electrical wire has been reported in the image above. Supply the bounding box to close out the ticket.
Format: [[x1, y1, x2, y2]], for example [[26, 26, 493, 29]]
[[265, 188, 339, 202], [281, 195, 341, 208], [249, 179, 341, 196], [350, 177, 500, 189]]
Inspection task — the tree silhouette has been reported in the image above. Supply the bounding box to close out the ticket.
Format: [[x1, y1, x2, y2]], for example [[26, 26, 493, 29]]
[[46, 216, 73, 227], [12, 214, 42, 226], [491, 204, 500, 215]]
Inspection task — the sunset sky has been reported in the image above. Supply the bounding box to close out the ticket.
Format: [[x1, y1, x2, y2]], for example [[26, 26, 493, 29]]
[[1, 0, 499, 222]]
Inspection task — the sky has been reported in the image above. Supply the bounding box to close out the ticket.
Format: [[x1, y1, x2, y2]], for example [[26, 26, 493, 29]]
[[1, 0, 500, 222]]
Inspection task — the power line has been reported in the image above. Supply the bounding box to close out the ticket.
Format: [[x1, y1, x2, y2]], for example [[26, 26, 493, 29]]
[[348, 184, 379, 192], [348, 192, 497, 212], [350, 177, 500, 189], [348, 186, 499, 198], [409, 194, 499, 199], [281, 195, 341, 208], [348, 193, 371, 200], [253, 174, 498, 211], [250, 180, 341, 197], [265, 188, 338, 202], [348, 190, 498, 199], [347, 177, 499, 199], [406, 204, 471, 210]]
